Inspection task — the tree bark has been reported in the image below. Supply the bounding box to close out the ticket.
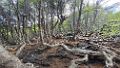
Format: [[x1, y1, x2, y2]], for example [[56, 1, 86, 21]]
[[77, 0, 84, 32]]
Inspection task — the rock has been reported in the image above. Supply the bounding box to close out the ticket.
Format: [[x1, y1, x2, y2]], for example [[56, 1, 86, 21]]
[[114, 37, 120, 43], [64, 32, 75, 41]]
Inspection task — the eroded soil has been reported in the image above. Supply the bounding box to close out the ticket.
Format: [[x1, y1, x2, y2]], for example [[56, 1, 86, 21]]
[[7, 37, 120, 68]]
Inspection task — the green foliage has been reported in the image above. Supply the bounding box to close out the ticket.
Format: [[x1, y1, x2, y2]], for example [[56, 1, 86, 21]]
[[31, 24, 39, 32], [100, 11, 120, 37], [19, 0, 24, 9], [63, 20, 71, 30], [101, 24, 120, 37], [83, 4, 93, 13], [30, 0, 39, 4], [18, 0, 39, 9], [107, 12, 120, 22]]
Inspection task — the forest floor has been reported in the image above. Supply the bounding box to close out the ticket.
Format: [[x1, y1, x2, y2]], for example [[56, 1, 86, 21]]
[[6, 33, 120, 68]]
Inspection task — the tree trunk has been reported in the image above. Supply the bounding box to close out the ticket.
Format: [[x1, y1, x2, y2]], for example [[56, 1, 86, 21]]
[[77, 0, 84, 32]]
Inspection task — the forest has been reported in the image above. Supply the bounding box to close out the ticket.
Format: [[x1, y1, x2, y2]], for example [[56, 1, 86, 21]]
[[0, 0, 120, 68]]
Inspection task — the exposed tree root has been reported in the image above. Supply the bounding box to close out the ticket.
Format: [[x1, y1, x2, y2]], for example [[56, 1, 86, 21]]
[[16, 43, 26, 57], [43, 42, 120, 68], [69, 54, 88, 68], [102, 46, 119, 68], [0, 45, 35, 68]]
